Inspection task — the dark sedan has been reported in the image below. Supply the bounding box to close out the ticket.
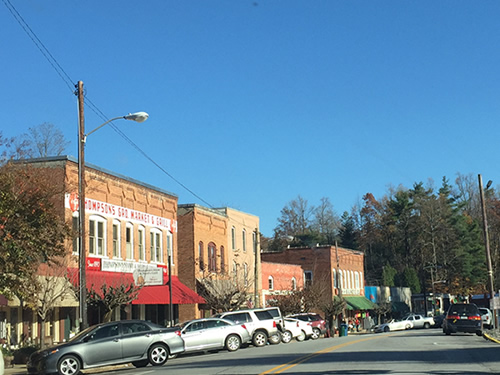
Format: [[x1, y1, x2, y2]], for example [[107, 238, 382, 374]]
[[27, 320, 185, 375], [443, 303, 483, 336]]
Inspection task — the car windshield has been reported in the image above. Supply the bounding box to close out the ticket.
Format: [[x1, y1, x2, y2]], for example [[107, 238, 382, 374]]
[[448, 304, 479, 315], [68, 324, 99, 342]]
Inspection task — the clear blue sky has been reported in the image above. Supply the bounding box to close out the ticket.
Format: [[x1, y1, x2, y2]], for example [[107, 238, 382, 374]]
[[2, 1, 500, 237]]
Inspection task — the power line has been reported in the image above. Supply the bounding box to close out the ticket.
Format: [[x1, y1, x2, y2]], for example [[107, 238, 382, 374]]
[[4, 0, 214, 209]]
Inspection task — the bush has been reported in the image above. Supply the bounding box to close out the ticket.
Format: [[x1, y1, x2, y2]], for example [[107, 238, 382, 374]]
[[12, 346, 38, 364]]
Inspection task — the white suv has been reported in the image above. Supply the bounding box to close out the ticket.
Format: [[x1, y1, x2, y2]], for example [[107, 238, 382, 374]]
[[214, 309, 280, 347]]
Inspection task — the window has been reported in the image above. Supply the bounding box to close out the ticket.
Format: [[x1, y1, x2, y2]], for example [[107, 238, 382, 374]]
[[268, 276, 274, 290], [231, 227, 236, 250], [126, 223, 134, 260], [138, 226, 145, 261], [220, 246, 225, 273], [339, 270, 343, 289], [112, 220, 120, 258], [333, 269, 337, 288], [72, 214, 79, 254], [150, 229, 162, 263], [166, 232, 172, 263], [304, 271, 313, 287], [291, 277, 297, 291], [89, 216, 106, 256], [244, 263, 248, 287], [233, 261, 238, 278], [242, 229, 246, 252], [198, 242, 204, 271], [208, 242, 216, 272]]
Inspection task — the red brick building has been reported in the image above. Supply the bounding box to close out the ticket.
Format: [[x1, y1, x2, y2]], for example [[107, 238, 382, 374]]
[[261, 262, 304, 307]]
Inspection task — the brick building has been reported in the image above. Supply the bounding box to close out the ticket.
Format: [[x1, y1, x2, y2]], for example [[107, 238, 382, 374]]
[[261, 262, 304, 307], [261, 245, 374, 312], [177, 205, 262, 319], [0, 156, 203, 346]]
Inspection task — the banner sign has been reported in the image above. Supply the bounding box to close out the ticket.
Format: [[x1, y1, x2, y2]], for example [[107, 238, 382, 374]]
[[88, 257, 164, 286]]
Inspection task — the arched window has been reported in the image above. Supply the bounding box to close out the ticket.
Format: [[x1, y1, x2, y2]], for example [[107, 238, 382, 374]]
[[291, 277, 297, 291], [242, 229, 247, 252], [208, 242, 217, 272], [112, 220, 121, 258], [268, 276, 274, 290], [220, 246, 225, 273], [198, 242, 204, 271], [89, 215, 106, 256]]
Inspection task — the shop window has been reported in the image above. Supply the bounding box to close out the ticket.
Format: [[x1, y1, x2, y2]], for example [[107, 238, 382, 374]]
[[150, 229, 162, 263], [89, 215, 106, 256]]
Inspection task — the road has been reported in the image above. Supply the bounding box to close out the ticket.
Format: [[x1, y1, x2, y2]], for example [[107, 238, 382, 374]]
[[79, 329, 500, 374]]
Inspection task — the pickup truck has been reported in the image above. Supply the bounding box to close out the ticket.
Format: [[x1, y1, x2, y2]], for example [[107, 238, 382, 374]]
[[402, 314, 435, 329]]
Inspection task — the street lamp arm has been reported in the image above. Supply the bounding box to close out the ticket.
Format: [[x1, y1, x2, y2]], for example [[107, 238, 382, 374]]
[[84, 112, 149, 141]]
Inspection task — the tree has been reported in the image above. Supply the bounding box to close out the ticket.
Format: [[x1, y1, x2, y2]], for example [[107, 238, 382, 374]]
[[321, 296, 346, 336], [374, 301, 392, 324], [0, 163, 70, 300], [19, 123, 70, 158], [382, 265, 397, 287], [311, 197, 340, 245], [339, 211, 359, 250], [196, 272, 253, 312], [274, 195, 313, 238]]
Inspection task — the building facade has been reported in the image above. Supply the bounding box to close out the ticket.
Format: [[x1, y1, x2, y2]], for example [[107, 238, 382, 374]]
[[0, 156, 203, 347], [261, 262, 304, 307]]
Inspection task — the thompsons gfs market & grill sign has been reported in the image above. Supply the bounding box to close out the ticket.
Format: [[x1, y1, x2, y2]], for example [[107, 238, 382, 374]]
[[65, 193, 177, 233]]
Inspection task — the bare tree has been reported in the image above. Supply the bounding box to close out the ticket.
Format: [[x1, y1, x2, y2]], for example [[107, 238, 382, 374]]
[[312, 197, 341, 244], [20, 123, 70, 158], [275, 195, 314, 237]]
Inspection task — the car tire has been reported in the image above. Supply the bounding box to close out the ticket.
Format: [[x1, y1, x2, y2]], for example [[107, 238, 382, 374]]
[[132, 359, 149, 368], [476, 330, 483, 336], [311, 328, 321, 340], [57, 354, 81, 375], [225, 334, 242, 352], [405, 324, 411, 330], [384, 326, 390, 333], [281, 330, 292, 344], [148, 343, 169, 366], [423, 322, 430, 329], [269, 332, 281, 345], [296, 330, 306, 342], [444, 329, 451, 336], [252, 331, 268, 347]]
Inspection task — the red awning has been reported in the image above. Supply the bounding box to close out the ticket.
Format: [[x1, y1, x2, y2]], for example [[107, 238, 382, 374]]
[[67, 268, 204, 305]]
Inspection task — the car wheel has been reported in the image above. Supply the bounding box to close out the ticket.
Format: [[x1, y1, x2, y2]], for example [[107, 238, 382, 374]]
[[281, 330, 292, 344], [57, 354, 81, 375], [405, 324, 411, 330], [311, 327, 321, 340], [225, 334, 241, 352], [132, 359, 149, 368], [444, 329, 451, 336], [148, 343, 169, 366], [252, 331, 268, 347], [384, 326, 390, 332], [476, 330, 483, 336], [269, 332, 281, 345], [423, 322, 430, 329], [296, 330, 306, 342]]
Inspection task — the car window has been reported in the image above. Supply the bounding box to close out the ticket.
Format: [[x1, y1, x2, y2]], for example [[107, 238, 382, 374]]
[[224, 312, 251, 324], [254, 310, 273, 320], [91, 324, 119, 340], [185, 321, 206, 332], [448, 304, 479, 315], [122, 322, 151, 335], [206, 320, 229, 329]]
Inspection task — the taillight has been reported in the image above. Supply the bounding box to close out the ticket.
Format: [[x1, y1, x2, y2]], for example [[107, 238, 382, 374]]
[[447, 315, 460, 320], [273, 321, 276, 328], [175, 330, 181, 336], [241, 324, 247, 330], [307, 322, 312, 326], [469, 315, 481, 321], [296, 322, 299, 328]]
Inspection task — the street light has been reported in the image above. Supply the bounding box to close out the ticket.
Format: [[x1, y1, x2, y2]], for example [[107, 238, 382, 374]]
[[76, 80, 148, 329]]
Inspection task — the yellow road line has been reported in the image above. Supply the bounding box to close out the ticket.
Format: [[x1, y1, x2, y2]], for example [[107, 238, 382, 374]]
[[260, 335, 388, 374]]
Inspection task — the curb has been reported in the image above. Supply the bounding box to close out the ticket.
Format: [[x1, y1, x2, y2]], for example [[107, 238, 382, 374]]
[[483, 332, 500, 344]]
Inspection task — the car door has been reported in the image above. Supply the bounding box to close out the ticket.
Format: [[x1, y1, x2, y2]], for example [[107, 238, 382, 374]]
[[121, 321, 155, 360], [182, 321, 209, 351], [203, 319, 230, 349], [82, 323, 122, 366]]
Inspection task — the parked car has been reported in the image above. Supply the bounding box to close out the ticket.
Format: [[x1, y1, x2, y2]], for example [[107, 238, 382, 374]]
[[27, 320, 184, 375], [177, 318, 250, 354], [443, 303, 483, 336], [213, 309, 280, 347], [260, 307, 284, 343], [287, 313, 326, 339], [478, 307, 493, 329], [281, 318, 314, 343], [402, 314, 435, 329], [373, 319, 413, 333]]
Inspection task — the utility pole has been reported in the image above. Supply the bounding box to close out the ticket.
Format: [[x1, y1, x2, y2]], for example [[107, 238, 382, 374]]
[[478, 174, 497, 329], [254, 229, 259, 308], [76, 81, 88, 330]]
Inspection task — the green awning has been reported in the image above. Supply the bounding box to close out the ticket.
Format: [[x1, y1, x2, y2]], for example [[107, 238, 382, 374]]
[[344, 296, 376, 310]]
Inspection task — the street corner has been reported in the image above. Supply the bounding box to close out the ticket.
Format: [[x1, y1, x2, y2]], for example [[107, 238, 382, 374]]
[[483, 331, 500, 344]]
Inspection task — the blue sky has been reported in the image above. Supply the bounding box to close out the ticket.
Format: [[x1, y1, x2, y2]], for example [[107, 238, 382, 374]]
[[2, 1, 500, 236]]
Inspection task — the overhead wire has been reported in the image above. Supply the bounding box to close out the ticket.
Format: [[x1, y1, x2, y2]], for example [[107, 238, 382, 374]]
[[3, 0, 214, 210]]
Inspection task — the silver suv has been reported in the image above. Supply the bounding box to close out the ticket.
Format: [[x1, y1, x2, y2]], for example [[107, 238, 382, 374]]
[[214, 309, 280, 346]]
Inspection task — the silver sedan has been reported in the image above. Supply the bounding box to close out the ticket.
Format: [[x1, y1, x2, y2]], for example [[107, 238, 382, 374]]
[[178, 318, 251, 354]]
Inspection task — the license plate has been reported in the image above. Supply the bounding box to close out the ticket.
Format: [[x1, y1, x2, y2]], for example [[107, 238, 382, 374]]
[[460, 316, 468, 320]]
